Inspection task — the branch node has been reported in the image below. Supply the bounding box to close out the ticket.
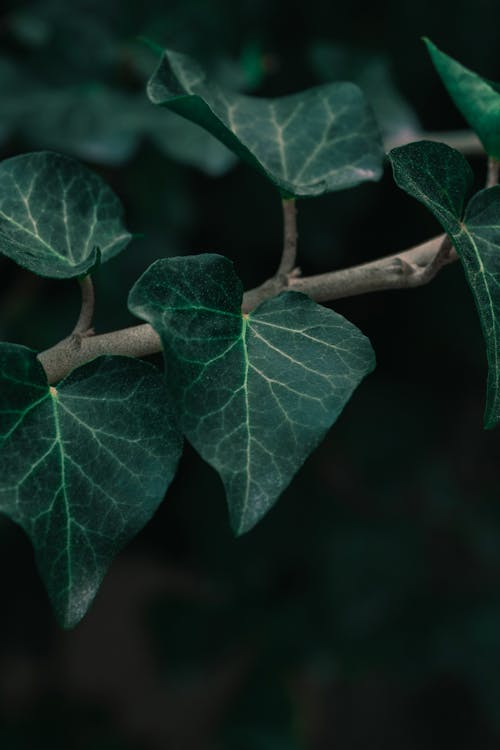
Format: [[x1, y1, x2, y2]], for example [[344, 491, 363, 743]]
[[393, 257, 419, 276], [68, 327, 95, 350]]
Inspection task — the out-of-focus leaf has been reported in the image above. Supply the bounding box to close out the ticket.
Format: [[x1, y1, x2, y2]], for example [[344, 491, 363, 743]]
[[309, 42, 421, 145]]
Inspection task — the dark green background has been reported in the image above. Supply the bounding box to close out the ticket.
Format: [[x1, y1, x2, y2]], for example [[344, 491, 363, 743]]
[[1, 0, 500, 747]]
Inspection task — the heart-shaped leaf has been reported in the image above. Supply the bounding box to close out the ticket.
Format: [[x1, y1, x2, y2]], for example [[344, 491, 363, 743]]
[[0, 346, 182, 627], [0, 151, 131, 278], [424, 38, 500, 158], [389, 140, 500, 428], [147, 49, 384, 198], [129, 254, 375, 533]]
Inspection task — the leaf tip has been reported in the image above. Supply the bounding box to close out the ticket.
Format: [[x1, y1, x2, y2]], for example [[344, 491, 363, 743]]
[[421, 36, 440, 56], [230, 506, 262, 537], [136, 36, 164, 56], [483, 410, 498, 431], [232, 517, 255, 537], [54, 588, 97, 630]]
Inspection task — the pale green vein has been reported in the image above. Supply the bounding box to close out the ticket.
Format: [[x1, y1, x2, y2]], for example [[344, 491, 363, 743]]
[[0, 207, 68, 260], [0, 346, 182, 627], [1, 392, 50, 441], [250, 326, 332, 380], [459, 222, 500, 411], [240, 315, 252, 523], [50, 390, 73, 607], [147, 49, 383, 197], [0, 152, 131, 278], [128, 254, 375, 534]]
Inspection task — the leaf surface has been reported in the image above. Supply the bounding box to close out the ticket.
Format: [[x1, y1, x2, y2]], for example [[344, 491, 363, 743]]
[[424, 38, 500, 158], [129, 254, 375, 533], [389, 140, 474, 229], [0, 346, 182, 627], [147, 49, 384, 197], [0, 151, 131, 278], [389, 140, 500, 427]]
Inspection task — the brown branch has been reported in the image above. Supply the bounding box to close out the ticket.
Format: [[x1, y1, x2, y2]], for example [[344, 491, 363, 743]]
[[276, 198, 297, 278], [486, 157, 500, 188], [386, 128, 483, 156], [38, 233, 458, 384], [38, 324, 161, 385], [243, 234, 455, 309], [35, 125, 488, 384]]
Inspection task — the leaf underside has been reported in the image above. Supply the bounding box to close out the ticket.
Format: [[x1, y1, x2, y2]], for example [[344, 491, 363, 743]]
[[129, 254, 375, 534], [0, 346, 182, 627], [390, 140, 500, 428], [424, 38, 500, 159], [147, 49, 384, 198], [0, 151, 131, 278]]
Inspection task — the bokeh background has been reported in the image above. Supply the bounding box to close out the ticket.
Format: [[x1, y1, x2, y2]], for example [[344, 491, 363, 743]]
[[1, 0, 500, 747]]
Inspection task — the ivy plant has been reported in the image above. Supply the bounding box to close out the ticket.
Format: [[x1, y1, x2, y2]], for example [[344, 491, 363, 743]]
[[0, 39, 498, 627]]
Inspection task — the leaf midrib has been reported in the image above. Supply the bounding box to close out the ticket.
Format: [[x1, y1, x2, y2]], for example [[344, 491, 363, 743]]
[[240, 315, 251, 528], [50, 390, 73, 607], [0, 208, 71, 264], [459, 222, 499, 416]]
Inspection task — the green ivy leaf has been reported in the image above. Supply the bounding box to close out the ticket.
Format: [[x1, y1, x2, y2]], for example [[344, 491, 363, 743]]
[[424, 38, 500, 159], [0, 346, 182, 627], [389, 140, 500, 428], [128, 254, 375, 534], [147, 49, 384, 198], [390, 139, 474, 226], [0, 151, 131, 279]]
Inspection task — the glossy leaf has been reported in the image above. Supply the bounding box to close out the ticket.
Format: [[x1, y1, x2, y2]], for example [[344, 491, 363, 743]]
[[424, 38, 500, 158], [129, 254, 375, 533], [390, 140, 474, 228], [0, 346, 182, 627], [389, 140, 500, 428], [0, 151, 131, 278], [147, 48, 384, 197]]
